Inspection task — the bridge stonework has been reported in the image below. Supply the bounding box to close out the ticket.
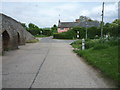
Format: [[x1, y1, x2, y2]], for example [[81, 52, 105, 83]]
[[0, 13, 35, 53]]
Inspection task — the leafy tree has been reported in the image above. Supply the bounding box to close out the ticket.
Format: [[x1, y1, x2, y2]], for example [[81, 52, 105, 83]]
[[42, 28, 52, 36], [103, 23, 110, 35], [51, 24, 57, 35], [87, 27, 98, 39], [112, 19, 120, 37], [20, 23, 28, 30], [112, 19, 120, 25], [72, 26, 85, 39], [27, 23, 40, 35], [79, 16, 91, 22], [28, 23, 39, 30], [109, 23, 118, 37]]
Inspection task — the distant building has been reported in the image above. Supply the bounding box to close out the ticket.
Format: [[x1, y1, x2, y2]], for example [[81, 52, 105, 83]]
[[57, 17, 100, 33]]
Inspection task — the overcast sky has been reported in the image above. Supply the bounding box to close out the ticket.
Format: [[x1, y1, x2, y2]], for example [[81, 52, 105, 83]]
[[1, 1, 118, 28]]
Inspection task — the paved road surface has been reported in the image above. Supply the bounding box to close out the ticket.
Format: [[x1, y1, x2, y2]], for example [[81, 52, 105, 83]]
[[2, 37, 116, 88]]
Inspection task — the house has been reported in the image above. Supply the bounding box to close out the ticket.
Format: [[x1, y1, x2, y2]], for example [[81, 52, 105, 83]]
[[57, 17, 100, 33]]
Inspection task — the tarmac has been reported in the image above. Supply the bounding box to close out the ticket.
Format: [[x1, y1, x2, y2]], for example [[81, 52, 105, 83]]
[[2, 37, 116, 88]]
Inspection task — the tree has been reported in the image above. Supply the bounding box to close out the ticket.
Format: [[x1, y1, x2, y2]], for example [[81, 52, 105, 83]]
[[112, 19, 120, 25], [72, 26, 85, 39], [51, 24, 57, 35], [20, 23, 28, 30], [102, 19, 120, 37], [42, 28, 52, 36], [28, 23, 39, 30], [27, 23, 40, 35], [103, 23, 110, 35], [109, 23, 118, 37], [79, 16, 92, 22], [87, 27, 98, 39], [111, 19, 120, 37]]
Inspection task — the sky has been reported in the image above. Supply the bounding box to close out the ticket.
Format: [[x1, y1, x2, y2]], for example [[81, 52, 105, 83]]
[[0, 1, 119, 28]]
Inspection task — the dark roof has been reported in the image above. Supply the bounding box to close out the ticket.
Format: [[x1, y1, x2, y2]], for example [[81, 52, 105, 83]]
[[58, 21, 100, 28]]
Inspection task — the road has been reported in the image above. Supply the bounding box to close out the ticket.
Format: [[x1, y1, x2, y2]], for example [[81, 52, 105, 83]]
[[2, 37, 116, 88]]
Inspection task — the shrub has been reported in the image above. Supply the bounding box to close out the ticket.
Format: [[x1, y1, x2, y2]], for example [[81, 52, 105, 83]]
[[87, 27, 99, 39], [53, 29, 76, 39], [71, 27, 86, 39], [93, 44, 109, 50], [42, 29, 52, 36], [107, 38, 118, 46], [85, 39, 98, 49], [71, 40, 82, 45], [53, 33, 69, 39], [71, 40, 82, 49], [85, 38, 118, 50], [71, 39, 119, 86], [28, 29, 40, 35]]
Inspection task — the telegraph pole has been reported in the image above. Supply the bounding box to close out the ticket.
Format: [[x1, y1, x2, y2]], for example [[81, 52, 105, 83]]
[[85, 21, 88, 39], [101, 2, 104, 39], [58, 14, 60, 23]]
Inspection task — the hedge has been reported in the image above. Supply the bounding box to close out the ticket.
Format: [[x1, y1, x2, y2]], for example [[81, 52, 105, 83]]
[[53, 29, 76, 39]]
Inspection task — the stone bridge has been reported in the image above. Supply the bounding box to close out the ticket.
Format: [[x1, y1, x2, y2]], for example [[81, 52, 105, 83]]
[[0, 13, 35, 53]]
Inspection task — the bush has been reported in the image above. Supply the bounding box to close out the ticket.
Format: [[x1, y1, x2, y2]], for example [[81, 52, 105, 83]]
[[28, 29, 40, 35], [85, 39, 99, 49], [106, 38, 118, 46], [87, 27, 99, 39], [71, 39, 119, 86], [93, 44, 109, 50], [53, 33, 69, 39], [71, 40, 82, 45], [71, 27, 86, 39], [42, 29, 52, 36], [85, 38, 118, 50], [71, 40, 82, 49], [71, 38, 118, 50], [53, 29, 76, 39]]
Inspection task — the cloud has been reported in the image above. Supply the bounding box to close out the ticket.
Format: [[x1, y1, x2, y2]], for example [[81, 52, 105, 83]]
[[1, 2, 118, 28], [79, 2, 118, 22]]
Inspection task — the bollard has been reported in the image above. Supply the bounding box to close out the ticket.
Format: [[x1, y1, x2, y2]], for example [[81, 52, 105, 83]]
[[77, 31, 79, 38], [82, 38, 85, 50]]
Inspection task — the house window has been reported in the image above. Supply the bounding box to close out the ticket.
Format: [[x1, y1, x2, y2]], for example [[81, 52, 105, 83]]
[[60, 28, 64, 30]]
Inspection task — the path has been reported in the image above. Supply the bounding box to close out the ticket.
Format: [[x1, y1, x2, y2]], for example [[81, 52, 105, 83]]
[[2, 37, 116, 88]]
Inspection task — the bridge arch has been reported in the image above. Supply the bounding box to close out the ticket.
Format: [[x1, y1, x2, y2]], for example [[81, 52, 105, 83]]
[[17, 32, 20, 45], [2, 30, 10, 51]]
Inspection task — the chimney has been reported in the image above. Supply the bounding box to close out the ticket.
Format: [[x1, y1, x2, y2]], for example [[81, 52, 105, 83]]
[[75, 19, 80, 22], [59, 19, 60, 23]]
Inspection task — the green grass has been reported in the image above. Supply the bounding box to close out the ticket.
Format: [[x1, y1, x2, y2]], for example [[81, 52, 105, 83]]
[[26, 39, 39, 43], [70, 40, 82, 49], [34, 35, 48, 37], [53, 38, 76, 40], [71, 39, 119, 86]]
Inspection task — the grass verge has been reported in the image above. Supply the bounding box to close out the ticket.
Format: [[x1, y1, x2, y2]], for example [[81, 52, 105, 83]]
[[71, 39, 119, 86], [26, 39, 39, 43], [34, 35, 49, 37], [53, 38, 76, 40]]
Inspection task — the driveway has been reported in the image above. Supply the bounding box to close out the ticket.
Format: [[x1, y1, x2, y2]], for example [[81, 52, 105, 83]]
[[2, 37, 116, 88]]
